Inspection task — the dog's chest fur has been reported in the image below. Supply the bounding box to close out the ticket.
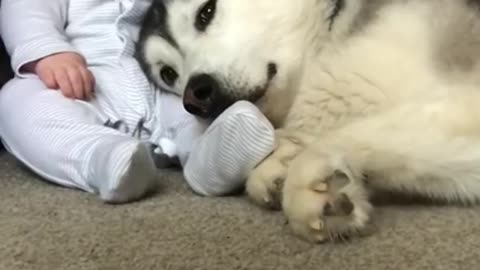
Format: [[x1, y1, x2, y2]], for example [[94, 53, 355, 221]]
[[284, 0, 480, 133]]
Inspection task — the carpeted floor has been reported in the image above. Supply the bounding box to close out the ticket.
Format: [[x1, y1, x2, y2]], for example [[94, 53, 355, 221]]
[[0, 150, 479, 270]]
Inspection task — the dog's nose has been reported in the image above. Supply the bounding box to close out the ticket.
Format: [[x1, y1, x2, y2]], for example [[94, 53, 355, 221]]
[[183, 74, 220, 118]]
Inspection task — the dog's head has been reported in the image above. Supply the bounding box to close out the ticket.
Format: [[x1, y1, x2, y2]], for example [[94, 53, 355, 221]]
[[138, 0, 337, 121]]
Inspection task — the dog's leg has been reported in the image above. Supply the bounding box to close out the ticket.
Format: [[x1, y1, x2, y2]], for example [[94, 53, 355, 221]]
[[246, 130, 314, 210], [282, 91, 480, 242]]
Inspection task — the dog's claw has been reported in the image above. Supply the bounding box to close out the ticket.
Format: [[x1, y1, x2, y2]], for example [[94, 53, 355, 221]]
[[310, 219, 325, 231], [312, 182, 328, 193]]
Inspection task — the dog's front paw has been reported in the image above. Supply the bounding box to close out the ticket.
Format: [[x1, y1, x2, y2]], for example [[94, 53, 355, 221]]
[[282, 147, 372, 243], [246, 131, 307, 210]]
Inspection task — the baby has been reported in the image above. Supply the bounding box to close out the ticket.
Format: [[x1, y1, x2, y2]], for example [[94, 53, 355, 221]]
[[0, 0, 274, 203]]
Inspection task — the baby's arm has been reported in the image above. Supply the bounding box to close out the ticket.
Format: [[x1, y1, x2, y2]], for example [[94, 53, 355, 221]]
[[1, 0, 72, 75], [1, 0, 94, 99]]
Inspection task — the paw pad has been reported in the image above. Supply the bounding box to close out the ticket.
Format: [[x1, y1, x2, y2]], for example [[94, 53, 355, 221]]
[[323, 193, 354, 216]]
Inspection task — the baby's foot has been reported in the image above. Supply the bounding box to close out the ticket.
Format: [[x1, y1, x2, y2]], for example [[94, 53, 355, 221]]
[[184, 101, 275, 196], [95, 140, 158, 203]]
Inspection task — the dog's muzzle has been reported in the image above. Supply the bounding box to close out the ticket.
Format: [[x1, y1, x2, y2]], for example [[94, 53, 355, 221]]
[[183, 73, 229, 119], [183, 63, 277, 119]]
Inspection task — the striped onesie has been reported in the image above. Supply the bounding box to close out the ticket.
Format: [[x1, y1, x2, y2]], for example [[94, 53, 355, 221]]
[[0, 0, 275, 203]]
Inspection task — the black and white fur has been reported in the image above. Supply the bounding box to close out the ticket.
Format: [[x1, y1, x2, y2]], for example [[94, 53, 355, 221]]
[[137, 0, 480, 243]]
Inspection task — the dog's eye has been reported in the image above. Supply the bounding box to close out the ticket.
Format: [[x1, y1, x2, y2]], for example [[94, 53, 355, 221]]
[[195, 0, 217, 32], [160, 66, 178, 87]]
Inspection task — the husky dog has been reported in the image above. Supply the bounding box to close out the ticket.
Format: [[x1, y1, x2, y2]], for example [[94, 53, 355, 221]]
[[137, 0, 480, 243]]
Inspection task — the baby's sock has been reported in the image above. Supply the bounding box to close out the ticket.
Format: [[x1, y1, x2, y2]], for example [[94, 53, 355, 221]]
[[183, 101, 275, 196], [91, 139, 158, 203]]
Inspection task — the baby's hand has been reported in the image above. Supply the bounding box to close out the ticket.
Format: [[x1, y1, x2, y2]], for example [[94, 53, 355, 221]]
[[23, 52, 95, 100]]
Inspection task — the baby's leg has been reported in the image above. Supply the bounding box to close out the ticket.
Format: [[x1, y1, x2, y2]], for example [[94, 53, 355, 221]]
[[0, 78, 158, 203], [182, 101, 275, 196]]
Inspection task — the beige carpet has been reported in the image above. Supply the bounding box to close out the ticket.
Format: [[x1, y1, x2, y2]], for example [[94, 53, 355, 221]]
[[0, 150, 479, 270]]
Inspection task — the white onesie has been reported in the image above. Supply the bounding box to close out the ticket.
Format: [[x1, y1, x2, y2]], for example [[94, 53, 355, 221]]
[[0, 0, 275, 202]]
